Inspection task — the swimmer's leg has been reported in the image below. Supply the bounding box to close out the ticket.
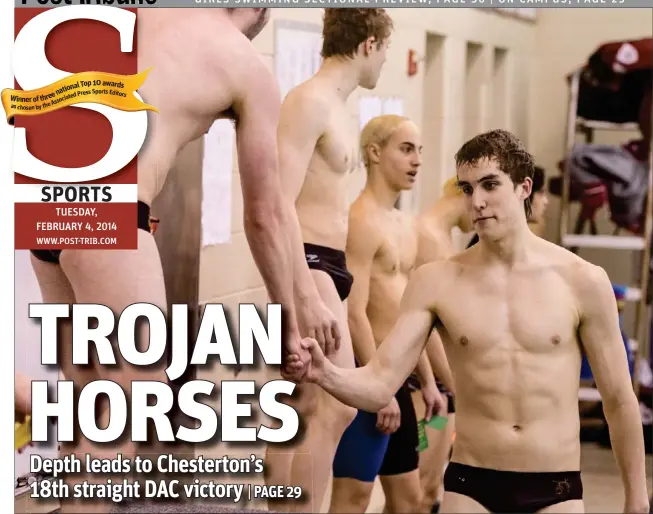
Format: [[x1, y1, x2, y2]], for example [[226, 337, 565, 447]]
[[380, 471, 423, 513], [31, 254, 102, 514], [378, 385, 423, 513], [266, 270, 357, 513], [412, 391, 455, 511], [328, 410, 389, 513], [59, 229, 168, 512], [329, 478, 375, 513], [440, 492, 490, 514]]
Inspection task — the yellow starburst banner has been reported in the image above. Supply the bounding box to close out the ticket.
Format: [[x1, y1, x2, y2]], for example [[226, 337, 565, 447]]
[[1, 68, 158, 124]]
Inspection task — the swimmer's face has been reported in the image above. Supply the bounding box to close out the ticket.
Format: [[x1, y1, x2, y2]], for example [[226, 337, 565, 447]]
[[456, 159, 531, 238], [243, 8, 270, 40], [377, 121, 422, 191], [359, 37, 390, 90], [529, 188, 549, 224]]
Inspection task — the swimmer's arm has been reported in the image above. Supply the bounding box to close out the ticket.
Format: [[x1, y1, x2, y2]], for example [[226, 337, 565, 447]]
[[578, 265, 648, 503], [425, 329, 455, 395], [319, 265, 437, 412], [345, 214, 382, 365], [232, 66, 299, 334], [416, 352, 436, 389], [277, 91, 327, 303]]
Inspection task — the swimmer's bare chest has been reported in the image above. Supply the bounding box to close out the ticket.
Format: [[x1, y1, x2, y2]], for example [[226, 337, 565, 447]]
[[374, 212, 417, 277], [435, 266, 585, 469], [435, 267, 582, 410], [297, 104, 358, 249], [368, 213, 417, 340]]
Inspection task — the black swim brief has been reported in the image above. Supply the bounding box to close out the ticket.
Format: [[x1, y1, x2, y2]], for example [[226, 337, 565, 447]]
[[378, 382, 419, 476], [443, 462, 583, 513], [30, 201, 157, 265], [406, 374, 455, 414], [304, 243, 354, 301]]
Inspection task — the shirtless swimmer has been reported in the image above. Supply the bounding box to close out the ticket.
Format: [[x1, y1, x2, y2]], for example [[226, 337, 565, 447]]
[[330, 114, 443, 514], [263, 9, 395, 513], [297, 129, 650, 513], [29, 9, 315, 513]]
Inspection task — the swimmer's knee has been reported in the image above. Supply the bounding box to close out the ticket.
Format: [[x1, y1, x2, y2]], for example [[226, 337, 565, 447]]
[[331, 478, 374, 513], [420, 480, 441, 507], [382, 472, 423, 513], [385, 493, 422, 514]]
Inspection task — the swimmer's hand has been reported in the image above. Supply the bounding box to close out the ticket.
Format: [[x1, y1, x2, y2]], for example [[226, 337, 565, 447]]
[[421, 382, 445, 421], [376, 397, 401, 435], [281, 336, 316, 383], [298, 295, 341, 357], [298, 337, 326, 384]]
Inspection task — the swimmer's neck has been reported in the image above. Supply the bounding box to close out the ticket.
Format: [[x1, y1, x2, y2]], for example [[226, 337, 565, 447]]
[[478, 218, 534, 267], [315, 57, 362, 101], [424, 198, 463, 236], [362, 172, 402, 210]]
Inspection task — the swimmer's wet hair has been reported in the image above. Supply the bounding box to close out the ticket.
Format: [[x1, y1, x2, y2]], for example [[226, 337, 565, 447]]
[[321, 9, 394, 59], [454, 129, 535, 219]]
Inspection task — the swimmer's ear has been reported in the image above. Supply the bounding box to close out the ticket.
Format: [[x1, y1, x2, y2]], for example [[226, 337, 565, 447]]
[[367, 142, 382, 166], [361, 36, 377, 56], [518, 177, 533, 201]]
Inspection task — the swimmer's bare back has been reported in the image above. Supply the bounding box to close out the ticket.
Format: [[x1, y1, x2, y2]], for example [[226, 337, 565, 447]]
[[136, 10, 306, 356], [136, 9, 274, 206], [280, 77, 358, 250]]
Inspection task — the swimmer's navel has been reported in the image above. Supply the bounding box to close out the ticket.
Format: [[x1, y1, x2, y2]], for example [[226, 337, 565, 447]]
[[512, 425, 522, 432]]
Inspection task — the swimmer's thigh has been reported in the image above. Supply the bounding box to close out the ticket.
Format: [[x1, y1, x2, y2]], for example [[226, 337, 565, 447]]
[[538, 500, 584, 513], [440, 492, 490, 513], [30, 254, 99, 389], [330, 410, 388, 512], [59, 229, 168, 386], [284, 269, 356, 415], [309, 269, 354, 369]]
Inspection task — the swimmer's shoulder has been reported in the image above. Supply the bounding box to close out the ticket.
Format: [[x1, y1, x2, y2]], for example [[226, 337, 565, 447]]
[[533, 236, 609, 293], [281, 80, 330, 121], [347, 196, 386, 251], [412, 256, 459, 291]]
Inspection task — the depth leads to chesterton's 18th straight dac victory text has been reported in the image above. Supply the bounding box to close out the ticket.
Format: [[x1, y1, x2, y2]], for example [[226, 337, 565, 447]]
[[30, 479, 302, 504], [28, 454, 302, 503]]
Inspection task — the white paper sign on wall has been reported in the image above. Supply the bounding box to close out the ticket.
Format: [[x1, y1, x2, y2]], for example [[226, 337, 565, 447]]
[[201, 120, 234, 247], [274, 20, 323, 100]]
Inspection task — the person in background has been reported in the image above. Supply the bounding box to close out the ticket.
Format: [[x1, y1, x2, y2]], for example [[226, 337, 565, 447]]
[[412, 177, 471, 512]]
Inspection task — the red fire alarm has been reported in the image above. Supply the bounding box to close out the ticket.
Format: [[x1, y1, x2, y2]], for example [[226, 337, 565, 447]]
[[408, 49, 418, 77]]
